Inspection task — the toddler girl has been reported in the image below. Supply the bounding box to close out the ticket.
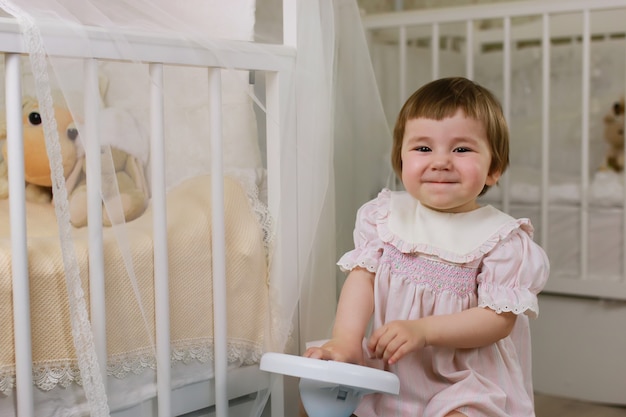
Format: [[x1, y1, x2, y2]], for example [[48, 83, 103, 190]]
[[304, 77, 549, 416]]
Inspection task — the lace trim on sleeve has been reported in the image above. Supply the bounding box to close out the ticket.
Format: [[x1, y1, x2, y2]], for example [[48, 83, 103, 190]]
[[336, 192, 388, 273], [337, 255, 378, 273], [478, 284, 540, 319]]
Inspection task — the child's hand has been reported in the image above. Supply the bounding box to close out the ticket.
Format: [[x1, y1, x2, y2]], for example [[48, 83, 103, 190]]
[[367, 320, 427, 365], [303, 338, 364, 365]]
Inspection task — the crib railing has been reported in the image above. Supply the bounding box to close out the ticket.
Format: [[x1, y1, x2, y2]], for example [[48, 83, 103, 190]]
[[362, 0, 626, 301], [3, 3, 298, 416]]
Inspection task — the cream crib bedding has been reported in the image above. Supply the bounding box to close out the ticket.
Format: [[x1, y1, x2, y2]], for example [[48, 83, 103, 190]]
[[0, 175, 268, 393]]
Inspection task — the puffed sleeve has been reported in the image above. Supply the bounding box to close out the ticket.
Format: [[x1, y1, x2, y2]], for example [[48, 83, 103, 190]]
[[477, 227, 549, 318], [337, 197, 385, 273]]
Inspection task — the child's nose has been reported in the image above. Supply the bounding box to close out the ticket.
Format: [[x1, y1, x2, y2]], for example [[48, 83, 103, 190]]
[[431, 153, 450, 169]]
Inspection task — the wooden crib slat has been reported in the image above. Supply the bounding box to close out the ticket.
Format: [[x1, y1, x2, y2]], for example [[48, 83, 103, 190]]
[[540, 13, 551, 250], [501, 17, 512, 215], [282, 0, 297, 48], [265, 65, 300, 416], [208, 67, 228, 417], [84, 58, 107, 380], [580, 9, 591, 281], [399, 25, 407, 106], [6, 52, 35, 417], [620, 12, 626, 282], [150, 62, 171, 417], [465, 20, 474, 80], [431, 23, 439, 80]]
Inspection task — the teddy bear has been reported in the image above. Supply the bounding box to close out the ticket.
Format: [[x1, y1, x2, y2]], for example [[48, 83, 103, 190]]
[[0, 95, 79, 203], [601, 97, 625, 172], [0, 95, 149, 228], [67, 106, 149, 228]]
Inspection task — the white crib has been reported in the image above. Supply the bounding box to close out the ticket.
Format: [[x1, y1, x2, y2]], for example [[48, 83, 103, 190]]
[[362, 0, 626, 405], [0, 0, 324, 416]]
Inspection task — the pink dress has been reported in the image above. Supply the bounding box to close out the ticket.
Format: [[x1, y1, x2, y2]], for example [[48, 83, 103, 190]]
[[338, 190, 549, 417]]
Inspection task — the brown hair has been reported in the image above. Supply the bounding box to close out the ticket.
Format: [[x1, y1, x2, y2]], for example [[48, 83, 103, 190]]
[[391, 77, 509, 195]]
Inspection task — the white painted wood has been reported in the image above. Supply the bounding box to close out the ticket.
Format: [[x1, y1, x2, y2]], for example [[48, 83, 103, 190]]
[[399, 26, 407, 105], [580, 9, 590, 280], [84, 58, 107, 386], [6, 51, 34, 417], [208, 67, 228, 417], [501, 17, 511, 215], [540, 14, 550, 251], [465, 20, 474, 80], [150, 62, 172, 417], [265, 66, 300, 417], [282, 0, 297, 48], [431, 23, 439, 80], [0, 20, 294, 73], [362, 0, 626, 31]]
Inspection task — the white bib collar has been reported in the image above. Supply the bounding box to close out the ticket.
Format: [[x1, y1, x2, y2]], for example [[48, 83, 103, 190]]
[[387, 192, 515, 256]]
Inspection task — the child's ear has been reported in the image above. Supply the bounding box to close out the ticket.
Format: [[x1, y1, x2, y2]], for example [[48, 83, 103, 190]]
[[485, 169, 501, 186]]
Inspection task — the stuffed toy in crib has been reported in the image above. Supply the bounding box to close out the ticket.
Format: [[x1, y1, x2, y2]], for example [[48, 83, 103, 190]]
[[0, 95, 149, 227], [602, 97, 625, 172], [0, 95, 78, 203], [67, 106, 149, 228]]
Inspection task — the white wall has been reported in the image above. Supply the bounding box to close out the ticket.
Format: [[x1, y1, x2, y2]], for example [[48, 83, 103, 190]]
[[531, 294, 626, 404]]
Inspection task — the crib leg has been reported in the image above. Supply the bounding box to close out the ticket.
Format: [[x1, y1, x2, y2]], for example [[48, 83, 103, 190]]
[[270, 373, 285, 417]]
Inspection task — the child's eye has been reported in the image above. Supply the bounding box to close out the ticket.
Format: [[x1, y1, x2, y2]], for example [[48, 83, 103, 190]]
[[453, 147, 472, 153], [414, 146, 431, 152]]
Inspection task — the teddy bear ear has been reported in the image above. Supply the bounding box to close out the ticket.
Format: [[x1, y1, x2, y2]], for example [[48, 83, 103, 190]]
[[21, 96, 38, 114]]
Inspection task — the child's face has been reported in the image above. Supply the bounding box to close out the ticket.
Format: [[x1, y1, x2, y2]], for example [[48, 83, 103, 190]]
[[400, 109, 500, 213]]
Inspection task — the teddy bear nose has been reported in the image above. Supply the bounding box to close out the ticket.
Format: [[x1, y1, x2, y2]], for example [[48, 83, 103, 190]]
[[67, 127, 78, 141]]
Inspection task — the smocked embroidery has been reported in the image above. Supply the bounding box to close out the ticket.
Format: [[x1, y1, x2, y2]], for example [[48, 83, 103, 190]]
[[381, 244, 478, 297]]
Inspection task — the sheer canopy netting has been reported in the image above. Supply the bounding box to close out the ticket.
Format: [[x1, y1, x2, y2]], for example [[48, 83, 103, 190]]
[[0, 0, 391, 415]]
